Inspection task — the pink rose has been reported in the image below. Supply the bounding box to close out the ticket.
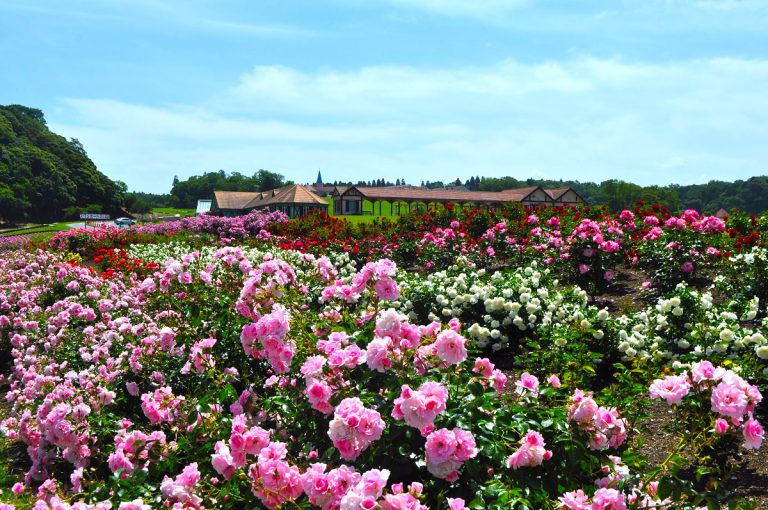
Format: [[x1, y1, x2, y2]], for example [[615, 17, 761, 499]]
[[711, 382, 748, 419], [434, 329, 468, 365], [447, 498, 469, 510], [515, 372, 540, 397], [558, 489, 590, 510], [742, 416, 764, 450], [649, 375, 691, 405], [547, 374, 562, 388], [714, 418, 729, 435]]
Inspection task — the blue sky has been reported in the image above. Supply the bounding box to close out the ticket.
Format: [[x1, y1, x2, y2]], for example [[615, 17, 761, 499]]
[[2, 0, 767, 194]]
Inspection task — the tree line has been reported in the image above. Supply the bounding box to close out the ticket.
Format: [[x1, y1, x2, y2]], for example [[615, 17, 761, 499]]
[[167, 169, 289, 209], [468, 176, 768, 214], [328, 179, 410, 187]]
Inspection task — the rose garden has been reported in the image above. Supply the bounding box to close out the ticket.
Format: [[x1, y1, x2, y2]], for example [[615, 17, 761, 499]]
[[0, 203, 765, 509]]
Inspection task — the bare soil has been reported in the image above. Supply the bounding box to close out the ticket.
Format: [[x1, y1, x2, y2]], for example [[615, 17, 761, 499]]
[[593, 267, 768, 508], [638, 400, 768, 508]]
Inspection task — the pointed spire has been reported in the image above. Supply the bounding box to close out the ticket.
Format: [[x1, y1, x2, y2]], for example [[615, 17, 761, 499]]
[[315, 170, 323, 185]]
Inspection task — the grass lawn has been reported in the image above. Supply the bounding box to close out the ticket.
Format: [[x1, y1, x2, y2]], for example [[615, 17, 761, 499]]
[[0, 428, 32, 508], [152, 207, 196, 217], [324, 197, 410, 224], [0, 222, 72, 237]]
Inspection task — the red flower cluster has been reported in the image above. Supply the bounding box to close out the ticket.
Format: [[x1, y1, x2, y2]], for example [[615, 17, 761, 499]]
[[92, 248, 158, 279]]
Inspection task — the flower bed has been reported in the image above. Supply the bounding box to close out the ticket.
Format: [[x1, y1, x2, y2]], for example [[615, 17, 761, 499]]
[[0, 205, 766, 509]]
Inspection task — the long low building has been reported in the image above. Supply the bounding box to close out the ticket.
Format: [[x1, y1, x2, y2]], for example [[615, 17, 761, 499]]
[[212, 184, 328, 218], [331, 185, 585, 215]]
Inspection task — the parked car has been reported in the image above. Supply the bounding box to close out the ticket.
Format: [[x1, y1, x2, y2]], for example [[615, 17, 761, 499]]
[[114, 217, 136, 226]]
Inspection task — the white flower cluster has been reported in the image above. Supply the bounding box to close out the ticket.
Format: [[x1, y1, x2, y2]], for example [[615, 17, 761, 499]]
[[613, 282, 768, 374], [728, 246, 766, 267], [397, 262, 591, 351], [126, 242, 357, 280], [717, 246, 768, 313]]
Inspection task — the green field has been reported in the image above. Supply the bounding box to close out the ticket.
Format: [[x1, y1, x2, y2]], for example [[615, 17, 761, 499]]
[[0, 222, 72, 237], [151, 208, 196, 217], [324, 197, 412, 224]]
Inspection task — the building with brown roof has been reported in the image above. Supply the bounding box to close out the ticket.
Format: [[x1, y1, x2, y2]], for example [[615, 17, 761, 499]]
[[715, 208, 729, 219], [332, 185, 569, 216], [543, 188, 586, 206], [308, 184, 337, 197], [212, 184, 328, 218]]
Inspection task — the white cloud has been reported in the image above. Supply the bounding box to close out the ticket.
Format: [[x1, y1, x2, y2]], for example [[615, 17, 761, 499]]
[[50, 57, 768, 193], [196, 19, 318, 38], [691, 0, 768, 11], [374, 0, 529, 18], [229, 61, 595, 118], [0, 0, 317, 38], [58, 98, 467, 144]]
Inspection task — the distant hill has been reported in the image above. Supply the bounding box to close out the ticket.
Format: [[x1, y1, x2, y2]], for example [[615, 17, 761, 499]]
[[0, 104, 125, 222]]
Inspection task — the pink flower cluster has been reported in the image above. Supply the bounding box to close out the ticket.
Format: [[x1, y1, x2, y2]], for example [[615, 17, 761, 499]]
[[515, 372, 540, 398], [433, 329, 468, 365], [303, 465, 427, 510], [366, 312, 470, 374], [235, 256, 299, 319], [328, 398, 385, 460], [378, 482, 429, 510], [301, 463, 361, 510], [160, 462, 202, 507], [107, 425, 167, 476], [248, 442, 303, 509], [392, 382, 449, 435], [300, 332, 367, 414], [36, 402, 92, 471], [366, 309, 423, 372], [419, 228, 465, 250], [559, 487, 627, 510], [337, 468, 389, 510], [650, 362, 764, 450], [567, 219, 625, 255], [321, 259, 399, 303], [305, 377, 335, 415], [507, 430, 552, 469], [471, 358, 508, 394], [211, 414, 271, 480], [158, 254, 199, 291], [51, 209, 287, 250], [181, 337, 217, 374], [424, 428, 478, 481], [568, 390, 628, 451], [140, 386, 185, 425], [240, 304, 295, 373]]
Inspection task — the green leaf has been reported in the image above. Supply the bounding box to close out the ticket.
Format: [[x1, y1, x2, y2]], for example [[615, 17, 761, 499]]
[[656, 478, 673, 500], [468, 496, 485, 509]]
